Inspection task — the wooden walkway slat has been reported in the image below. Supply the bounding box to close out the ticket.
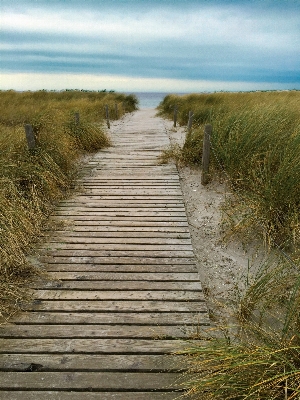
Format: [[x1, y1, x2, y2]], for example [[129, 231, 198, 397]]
[[0, 354, 185, 371], [29, 289, 203, 300], [0, 109, 209, 398], [0, 371, 184, 389], [0, 338, 202, 353], [22, 300, 208, 312], [40, 256, 196, 264], [9, 312, 210, 325], [49, 232, 191, 239], [0, 324, 200, 338], [44, 272, 200, 280], [33, 281, 201, 289], [43, 243, 193, 251], [0, 393, 179, 400], [41, 265, 197, 273]]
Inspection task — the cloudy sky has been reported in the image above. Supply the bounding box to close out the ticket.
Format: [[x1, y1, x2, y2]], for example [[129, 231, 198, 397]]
[[0, 0, 299, 92]]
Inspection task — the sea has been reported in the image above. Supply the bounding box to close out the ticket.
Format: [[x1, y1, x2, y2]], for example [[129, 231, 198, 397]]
[[125, 92, 185, 109]]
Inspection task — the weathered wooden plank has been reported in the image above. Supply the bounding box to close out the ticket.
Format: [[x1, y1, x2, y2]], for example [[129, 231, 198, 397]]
[[56, 208, 186, 213], [85, 164, 169, 169], [47, 236, 192, 245], [69, 203, 184, 209], [0, 372, 184, 390], [32, 290, 203, 301], [43, 250, 194, 259], [81, 186, 181, 191], [22, 300, 207, 313], [39, 265, 197, 273], [60, 201, 184, 207], [9, 312, 210, 326], [41, 256, 195, 265], [94, 162, 161, 165], [0, 353, 186, 371], [81, 181, 180, 185], [43, 250, 194, 258], [60, 204, 185, 210], [44, 243, 193, 251], [33, 280, 200, 290], [55, 226, 190, 232], [54, 213, 187, 218], [81, 179, 180, 182], [71, 196, 183, 200], [46, 238, 192, 246], [0, 338, 203, 354], [0, 392, 182, 400], [81, 186, 180, 190], [53, 216, 188, 222], [0, 324, 200, 339], [80, 191, 182, 195], [45, 272, 200, 281], [49, 231, 191, 238]]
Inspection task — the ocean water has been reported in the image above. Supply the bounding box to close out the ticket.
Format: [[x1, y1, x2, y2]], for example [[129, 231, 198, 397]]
[[134, 92, 169, 109], [125, 92, 171, 109]]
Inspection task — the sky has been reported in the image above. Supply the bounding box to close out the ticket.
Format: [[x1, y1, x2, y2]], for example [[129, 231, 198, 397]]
[[0, 0, 300, 93]]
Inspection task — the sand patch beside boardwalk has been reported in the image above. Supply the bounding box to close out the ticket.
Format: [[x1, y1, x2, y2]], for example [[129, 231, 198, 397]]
[[163, 117, 269, 323]]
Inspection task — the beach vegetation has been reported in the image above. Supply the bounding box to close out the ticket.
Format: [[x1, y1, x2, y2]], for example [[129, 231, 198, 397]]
[[0, 89, 138, 320]]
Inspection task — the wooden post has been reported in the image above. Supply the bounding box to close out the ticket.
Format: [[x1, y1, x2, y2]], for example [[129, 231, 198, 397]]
[[115, 103, 119, 119], [74, 112, 80, 125], [105, 104, 110, 129], [122, 101, 126, 114], [24, 124, 36, 150], [201, 124, 212, 185], [173, 105, 178, 127], [187, 110, 194, 132]]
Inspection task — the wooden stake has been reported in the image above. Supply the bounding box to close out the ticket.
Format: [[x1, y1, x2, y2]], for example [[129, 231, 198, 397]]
[[105, 105, 110, 129], [187, 111, 193, 132], [115, 103, 119, 119], [74, 112, 80, 125], [201, 124, 212, 185], [24, 124, 36, 150], [173, 106, 178, 127]]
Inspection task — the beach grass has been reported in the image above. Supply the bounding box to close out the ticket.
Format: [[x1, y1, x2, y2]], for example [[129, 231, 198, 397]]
[[0, 89, 138, 320], [159, 90, 300, 399], [158, 91, 300, 250]]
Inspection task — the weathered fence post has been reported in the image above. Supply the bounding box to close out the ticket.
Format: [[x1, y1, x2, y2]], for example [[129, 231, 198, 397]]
[[201, 124, 212, 185], [74, 112, 80, 125], [187, 110, 194, 132], [173, 105, 178, 127], [105, 104, 110, 129], [122, 101, 126, 114], [115, 103, 119, 120], [24, 124, 36, 150]]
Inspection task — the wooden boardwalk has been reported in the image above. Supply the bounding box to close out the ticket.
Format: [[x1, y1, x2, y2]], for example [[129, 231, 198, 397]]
[[0, 109, 209, 399]]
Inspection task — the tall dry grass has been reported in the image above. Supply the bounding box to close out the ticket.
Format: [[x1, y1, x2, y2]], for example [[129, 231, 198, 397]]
[[159, 90, 300, 399], [0, 89, 138, 320], [180, 256, 300, 399], [158, 91, 300, 250]]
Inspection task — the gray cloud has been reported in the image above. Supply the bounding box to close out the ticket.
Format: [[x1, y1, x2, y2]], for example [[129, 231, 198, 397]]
[[1, 0, 299, 90]]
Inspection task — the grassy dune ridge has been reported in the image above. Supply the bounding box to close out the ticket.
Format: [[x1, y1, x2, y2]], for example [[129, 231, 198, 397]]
[[158, 91, 300, 250], [158, 91, 300, 399], [0, 89, 138, 319]]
